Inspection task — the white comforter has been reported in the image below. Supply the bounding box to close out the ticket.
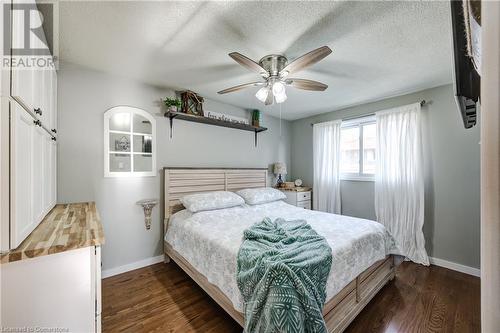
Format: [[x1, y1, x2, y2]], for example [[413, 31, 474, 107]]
[[165, 200, 397, 312]]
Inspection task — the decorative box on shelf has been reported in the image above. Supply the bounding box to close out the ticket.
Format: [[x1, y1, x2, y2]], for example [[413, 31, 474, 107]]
[[278, 187, 312, 210]]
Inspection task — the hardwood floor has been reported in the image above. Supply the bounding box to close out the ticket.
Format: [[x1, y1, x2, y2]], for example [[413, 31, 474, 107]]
[[102, 261, 480, 332]]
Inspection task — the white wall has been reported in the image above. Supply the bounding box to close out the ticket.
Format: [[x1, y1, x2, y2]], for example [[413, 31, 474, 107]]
[[290, 84, 480, 269], [57, 62, 291, 271]]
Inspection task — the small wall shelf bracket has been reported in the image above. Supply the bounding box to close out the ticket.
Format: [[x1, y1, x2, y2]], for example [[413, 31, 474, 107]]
[[136, 199, 158, 230]]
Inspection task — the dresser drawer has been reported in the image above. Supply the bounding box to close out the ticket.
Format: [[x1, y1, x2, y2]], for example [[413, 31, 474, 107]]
[[297, 201, 311, 210], [297, 191, 311, 202]]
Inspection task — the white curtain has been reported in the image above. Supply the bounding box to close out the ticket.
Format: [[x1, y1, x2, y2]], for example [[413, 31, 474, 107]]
[[375, 103, 429, 265], [313, 120, 342, 214]]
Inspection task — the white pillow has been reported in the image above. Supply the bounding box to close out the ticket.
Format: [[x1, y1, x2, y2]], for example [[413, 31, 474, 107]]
[[180, 191, 245, 213], [236, 187, 286, 205]]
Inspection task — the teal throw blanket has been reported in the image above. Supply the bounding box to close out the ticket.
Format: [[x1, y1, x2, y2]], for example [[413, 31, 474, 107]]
[[237, 217, 332, 333]]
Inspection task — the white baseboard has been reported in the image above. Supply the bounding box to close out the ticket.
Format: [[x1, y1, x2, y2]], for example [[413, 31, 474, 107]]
[[101, 254, 480, 279], [102, 255, 165, 279], [429, 257, 480, 277]]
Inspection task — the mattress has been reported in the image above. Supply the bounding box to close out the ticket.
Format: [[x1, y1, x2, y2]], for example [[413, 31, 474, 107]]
[[165, 200, 397, 312]]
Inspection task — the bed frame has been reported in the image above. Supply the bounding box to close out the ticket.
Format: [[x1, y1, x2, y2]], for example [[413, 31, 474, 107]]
[[163, 167, 395, 333]]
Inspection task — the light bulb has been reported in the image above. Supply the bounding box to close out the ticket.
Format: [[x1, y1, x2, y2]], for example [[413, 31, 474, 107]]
[[272, 81, 285, 95], [255, 87, 269, 103], [274, 90, 287, 103]]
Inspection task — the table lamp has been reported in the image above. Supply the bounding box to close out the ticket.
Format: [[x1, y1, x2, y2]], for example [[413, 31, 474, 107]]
[[273, 162, 287, 188]]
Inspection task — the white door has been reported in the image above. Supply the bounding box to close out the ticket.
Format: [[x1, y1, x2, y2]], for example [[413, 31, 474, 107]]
[[42, 134, 52, 214], [10, 3, 36, 113], [10, 0, 50, 118], [481, 3, 500, 331], [38, 69, 50, 126], [50, 69, 57, 133], [50, 137, 57, 207], [32, 122, 45, 224], [42, 133, 56, 213], [10, 103, 35, 248]]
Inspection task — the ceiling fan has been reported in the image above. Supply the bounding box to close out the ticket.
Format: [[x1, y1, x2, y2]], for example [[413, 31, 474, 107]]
[[217, 46, 332, 105]]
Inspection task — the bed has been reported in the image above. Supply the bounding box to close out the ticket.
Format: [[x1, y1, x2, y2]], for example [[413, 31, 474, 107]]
[[163, 167, 397, 333]]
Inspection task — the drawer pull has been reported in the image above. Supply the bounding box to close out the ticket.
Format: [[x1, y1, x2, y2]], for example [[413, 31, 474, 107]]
[[297, 192, 311, 201]]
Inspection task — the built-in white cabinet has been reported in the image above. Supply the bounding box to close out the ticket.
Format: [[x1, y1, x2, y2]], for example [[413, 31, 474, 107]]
[[11, 65, 57, 135], [49, 135, 57, 209], [6, 0, 58, 249], [42, 131, 57, 214], [10, 102, 56, 248], [9, 103, 35, 248], [10, 0, 57, 135], [32, 122, 45, 223], [11, 0, 55, 120], [49, 70, 58, 133], [10, 1, 35, 113]]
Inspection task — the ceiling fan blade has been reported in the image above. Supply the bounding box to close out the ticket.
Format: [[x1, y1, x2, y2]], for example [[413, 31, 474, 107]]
[[285, 78, 328, 91], [229, 52, 268, 77], [281, 46, 332, 75], [217, 82, 264, 94]]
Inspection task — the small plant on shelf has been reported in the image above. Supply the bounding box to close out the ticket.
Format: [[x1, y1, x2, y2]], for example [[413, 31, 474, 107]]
[[163, 97, 182, 113]]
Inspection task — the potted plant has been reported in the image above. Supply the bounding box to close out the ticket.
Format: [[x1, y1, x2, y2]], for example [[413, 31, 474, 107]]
[[163, 97, 182, 113]]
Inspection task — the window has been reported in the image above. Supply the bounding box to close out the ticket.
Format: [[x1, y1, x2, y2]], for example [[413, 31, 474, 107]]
[[340, 116, 376, 181], [104, 106, 156, 177]]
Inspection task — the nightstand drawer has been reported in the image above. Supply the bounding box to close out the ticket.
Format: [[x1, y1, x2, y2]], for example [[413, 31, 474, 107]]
[[280, 188, 312, 209], [297, 201, 311, 210], [297, 191, 311, 202]]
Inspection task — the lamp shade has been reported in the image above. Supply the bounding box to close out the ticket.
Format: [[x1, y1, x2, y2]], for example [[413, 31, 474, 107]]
[[273, 162, 287, 175]]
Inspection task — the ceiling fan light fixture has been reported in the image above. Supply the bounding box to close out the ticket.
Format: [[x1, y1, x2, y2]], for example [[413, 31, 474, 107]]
[[255, 87, 269, 103], [274, 90, 287, 104], [272, 81, 285, 95]]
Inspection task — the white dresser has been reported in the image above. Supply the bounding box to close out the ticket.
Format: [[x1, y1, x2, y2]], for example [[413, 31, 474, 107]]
[[280, 188, 312, 209], [0, 203, 104, 332]]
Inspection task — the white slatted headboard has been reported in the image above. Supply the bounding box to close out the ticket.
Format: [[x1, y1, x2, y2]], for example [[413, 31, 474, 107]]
[[163, 167, 268, 231]]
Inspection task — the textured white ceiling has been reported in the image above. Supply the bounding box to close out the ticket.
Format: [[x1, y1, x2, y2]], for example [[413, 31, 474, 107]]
[[58, 1, 453, 120]]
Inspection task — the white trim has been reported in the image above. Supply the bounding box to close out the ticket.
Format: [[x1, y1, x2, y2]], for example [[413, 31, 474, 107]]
[[429, 257, 480, 277], [312, 119, 342, 128], [340, 175, 375, 182], [341, 114, 376, 127], [101, 255, 165, 279]]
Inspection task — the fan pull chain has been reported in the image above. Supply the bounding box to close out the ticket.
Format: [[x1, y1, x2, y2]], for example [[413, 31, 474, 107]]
[[279, 103, 282, 137]]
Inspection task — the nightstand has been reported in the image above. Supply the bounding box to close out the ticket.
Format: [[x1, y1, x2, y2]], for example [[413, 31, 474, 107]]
[[279, 187, 312, 209]]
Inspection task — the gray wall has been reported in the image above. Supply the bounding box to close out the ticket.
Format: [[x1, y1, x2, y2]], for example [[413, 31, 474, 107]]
[[290, 84, 480, 268], [57, 62, 291, 271]]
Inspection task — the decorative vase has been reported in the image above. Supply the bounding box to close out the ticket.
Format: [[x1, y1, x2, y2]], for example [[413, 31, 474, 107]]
[[252, 109, 262, 127]]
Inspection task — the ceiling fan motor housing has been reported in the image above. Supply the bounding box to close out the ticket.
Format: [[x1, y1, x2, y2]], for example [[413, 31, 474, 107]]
[[259, 55, 288, 77]]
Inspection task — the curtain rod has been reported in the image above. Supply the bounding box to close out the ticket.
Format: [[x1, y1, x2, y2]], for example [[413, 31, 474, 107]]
[[310, 100, 427, 127]]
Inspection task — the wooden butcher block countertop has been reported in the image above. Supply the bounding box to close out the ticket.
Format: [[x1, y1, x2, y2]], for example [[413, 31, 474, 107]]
[[1, 202, 105, 264]]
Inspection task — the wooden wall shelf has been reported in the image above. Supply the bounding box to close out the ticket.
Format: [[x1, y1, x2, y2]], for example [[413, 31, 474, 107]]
[[164, 111, 267, 146]]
